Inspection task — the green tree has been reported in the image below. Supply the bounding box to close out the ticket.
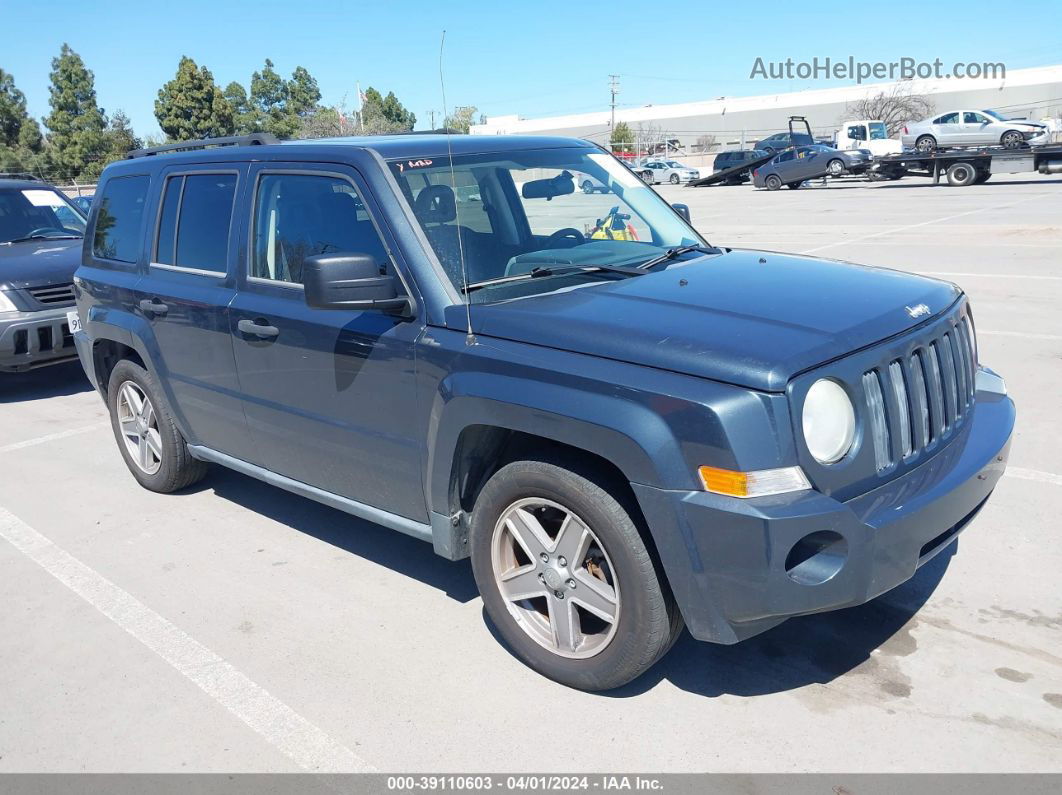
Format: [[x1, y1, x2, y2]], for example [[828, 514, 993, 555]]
[[443, 105, 477, 134], [610, 121, 634, 153], [103, 109, 142, 160], [0, 68, 30, 148], [250, 58, 298, 138], [360, 87, 415, 134], [0, 68, 45, 175], [42, 44, 108, 181], [155, 56, 235, 141], [287, 66, 321, 117], [224, 81, 258, 134]]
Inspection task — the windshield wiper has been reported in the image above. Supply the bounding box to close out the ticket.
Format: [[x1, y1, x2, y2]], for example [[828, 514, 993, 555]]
[[2, 233, 83, 245], [463, 263, 647, 293], [636, 244, 717, 270]]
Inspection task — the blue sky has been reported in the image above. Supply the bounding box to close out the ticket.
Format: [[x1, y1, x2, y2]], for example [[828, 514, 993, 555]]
[[4, 0, 1061, 138]]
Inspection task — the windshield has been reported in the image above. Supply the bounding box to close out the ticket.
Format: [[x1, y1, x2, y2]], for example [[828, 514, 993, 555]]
[[389, 147, 709, 303], [665, 161, 686, 168], [0, 187, 86, 244], [981, 109, 1006, 121], [868, 122, 888, 139]]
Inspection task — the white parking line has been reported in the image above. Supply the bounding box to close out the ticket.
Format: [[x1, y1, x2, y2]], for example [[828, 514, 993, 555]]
[[979, 330, 1062, 342], [798, 195, 1050, 255], [0, 505, 373, 773], [0, 423, 109, 454], [1005, 467, 1062, 487]]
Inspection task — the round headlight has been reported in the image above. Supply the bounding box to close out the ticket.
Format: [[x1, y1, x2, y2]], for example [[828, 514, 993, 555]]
[[802, 379, 856, 464]]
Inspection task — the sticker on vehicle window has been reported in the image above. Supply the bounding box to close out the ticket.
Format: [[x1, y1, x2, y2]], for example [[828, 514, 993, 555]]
[[587, 153, 643, 189], [22, 189, 66, 208]]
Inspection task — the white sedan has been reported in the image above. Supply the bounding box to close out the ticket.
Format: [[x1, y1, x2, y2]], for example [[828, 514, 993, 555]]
[[639, 160, 700, 185]]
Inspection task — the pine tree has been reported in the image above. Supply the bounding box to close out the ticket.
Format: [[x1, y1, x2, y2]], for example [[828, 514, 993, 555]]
[[104, 110, 142, 159], [155, 56, 235, 141], [251, 59, 298, 138], [287, 66, 321, 118], [0, 68, 29, 148], [360, 87, 416, 134], [42, 44, 108, 181], [224, 81, 257, 134]]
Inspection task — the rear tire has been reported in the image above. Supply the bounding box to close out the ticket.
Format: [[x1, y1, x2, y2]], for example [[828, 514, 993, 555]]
[[469, 456, 681, 691], [106, 359, 208, 493], [946, 161, 977, 187], [581, 180, 594, 194], [915, 135, 937, 153], [765, 174, 782, 191]]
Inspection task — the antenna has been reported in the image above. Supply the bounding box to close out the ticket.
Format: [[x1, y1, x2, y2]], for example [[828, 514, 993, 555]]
[[440, 30, 475, 346]]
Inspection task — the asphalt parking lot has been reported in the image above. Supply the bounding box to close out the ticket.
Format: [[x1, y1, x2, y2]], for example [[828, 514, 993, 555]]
[[1, 172, 1060, 773]]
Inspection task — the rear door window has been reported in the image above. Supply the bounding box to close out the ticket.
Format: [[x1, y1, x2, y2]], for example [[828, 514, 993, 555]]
[[154, 173, 237, 273], [93, 175, 150, 263]]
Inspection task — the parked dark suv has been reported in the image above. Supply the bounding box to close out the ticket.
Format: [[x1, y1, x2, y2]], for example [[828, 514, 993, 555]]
[[72, 134, 1014, 690], [1, 178, 86, 372], [712, 149, 769, 183]]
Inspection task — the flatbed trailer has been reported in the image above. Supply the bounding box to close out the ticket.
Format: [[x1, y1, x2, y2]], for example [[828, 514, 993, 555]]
[[872, 144, 1062, 186], [686, 151, 775, 187]]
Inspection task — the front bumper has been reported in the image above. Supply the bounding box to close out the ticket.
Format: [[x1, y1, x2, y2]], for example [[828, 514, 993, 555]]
[[634, 370, 1014, 644], [0, 306, 79, 372]]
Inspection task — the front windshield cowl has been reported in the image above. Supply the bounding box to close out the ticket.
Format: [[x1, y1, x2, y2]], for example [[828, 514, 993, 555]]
[[389, 146, 708, 304]]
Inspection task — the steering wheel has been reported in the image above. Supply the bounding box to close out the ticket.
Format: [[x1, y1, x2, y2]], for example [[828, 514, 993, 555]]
[[545, 228, 585, 247], [26, 227, 64, 238]]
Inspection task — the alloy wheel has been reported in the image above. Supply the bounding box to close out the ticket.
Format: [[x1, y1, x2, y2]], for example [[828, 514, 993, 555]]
[[116, 381, 163, 475], [491, 498, 620, 659]]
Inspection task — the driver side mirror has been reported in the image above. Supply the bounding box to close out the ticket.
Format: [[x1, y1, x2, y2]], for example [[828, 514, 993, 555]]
[[672, 203, 691, 223], [302, 253, 410, 313]]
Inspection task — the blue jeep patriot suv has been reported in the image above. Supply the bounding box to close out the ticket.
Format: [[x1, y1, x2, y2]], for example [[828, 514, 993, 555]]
[[72, 133, 1014, 690]]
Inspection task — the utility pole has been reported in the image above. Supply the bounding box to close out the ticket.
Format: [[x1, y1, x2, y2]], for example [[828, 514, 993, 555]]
[[608, 74, 620, 131], [427, 110, 437, 130]]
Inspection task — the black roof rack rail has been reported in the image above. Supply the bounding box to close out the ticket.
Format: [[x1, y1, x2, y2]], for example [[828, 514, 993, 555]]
[[127, 133, 280, 159], [0, 172, 43, 182]]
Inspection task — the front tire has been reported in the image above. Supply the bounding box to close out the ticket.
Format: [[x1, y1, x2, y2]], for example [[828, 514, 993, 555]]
[[107, 359, 208, 493], [1000, 130, 1023, 149], [827, 158, 845, 176], [669, 173, 680, 184], [470, 456, 681, 691]]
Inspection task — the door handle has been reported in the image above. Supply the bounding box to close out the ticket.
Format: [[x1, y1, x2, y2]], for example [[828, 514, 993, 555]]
[[238, 318, 280, 339], [139, 298, 169, 315]]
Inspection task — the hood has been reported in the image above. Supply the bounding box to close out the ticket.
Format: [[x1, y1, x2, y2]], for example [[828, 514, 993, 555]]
[[0, 238, 82, 291], [459, 250, 962, 392]]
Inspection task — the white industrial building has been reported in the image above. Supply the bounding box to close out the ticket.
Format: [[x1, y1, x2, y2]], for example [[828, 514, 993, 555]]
[[471, 64, 1062, 155]]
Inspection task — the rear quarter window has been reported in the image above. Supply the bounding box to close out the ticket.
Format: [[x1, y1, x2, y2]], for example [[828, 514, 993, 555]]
[[93, 175, 150, 263]]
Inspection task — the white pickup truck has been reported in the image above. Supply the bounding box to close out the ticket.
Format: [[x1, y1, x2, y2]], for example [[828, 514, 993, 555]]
[[834, 119, 903, 157]]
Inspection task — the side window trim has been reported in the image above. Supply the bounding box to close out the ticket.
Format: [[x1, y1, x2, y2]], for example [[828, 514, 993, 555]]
[[244, 166, 393, 291], [149, 168, 240, 278]]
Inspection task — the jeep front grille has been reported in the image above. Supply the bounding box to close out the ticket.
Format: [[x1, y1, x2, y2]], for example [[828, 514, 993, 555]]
[[28, 283, 76, 307], [863, 316, 977, 472]]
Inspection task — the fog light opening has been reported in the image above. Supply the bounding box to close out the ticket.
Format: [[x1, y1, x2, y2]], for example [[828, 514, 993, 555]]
[[785, 531, 848, 586]]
